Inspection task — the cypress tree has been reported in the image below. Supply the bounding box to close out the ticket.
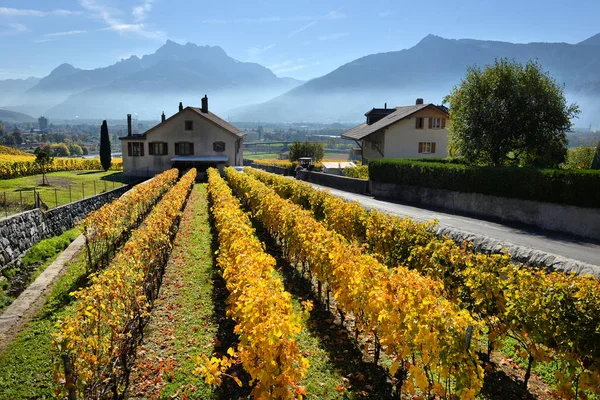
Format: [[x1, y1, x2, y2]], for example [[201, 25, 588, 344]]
[[100, 120, 111, 171], [592, 140, 600, 170]]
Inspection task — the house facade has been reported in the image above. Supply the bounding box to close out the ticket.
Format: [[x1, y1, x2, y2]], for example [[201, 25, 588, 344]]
[[120, 95, 244, 177], [342, 99, 449, 163]]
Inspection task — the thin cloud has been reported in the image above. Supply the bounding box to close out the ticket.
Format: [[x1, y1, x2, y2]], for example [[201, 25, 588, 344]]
[[247, 43, 276, 58], [379, 10, 393, 17], [0, 7, 80, 17], [43, 30, 88, 37], [0, 23, 28, 36], [318, 32, 348, 41], [288, 21, 317, 38], [80, 0, 165, 40], [202, 16, 312, 24], [324, 9, 346, 20], [132, 0, 154, 22], [270, 60, 321, 75]]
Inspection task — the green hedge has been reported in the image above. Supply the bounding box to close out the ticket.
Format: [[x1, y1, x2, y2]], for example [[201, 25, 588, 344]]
[[368, 159, 600, 208]]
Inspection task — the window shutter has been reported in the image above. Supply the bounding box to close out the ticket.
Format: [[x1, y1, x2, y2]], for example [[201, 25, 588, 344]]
[[149, 143, 154, 155], [175, 142, 180, 155], [415, 118, 419, 129], [418, 142, 423, 153], [190, 142, 194, 155], [164, 143, 168, 155], [428, 118, 433, 129], [140, 143, 144, 156], [432, 142, 436, 153], [128, 142, 132, 156]]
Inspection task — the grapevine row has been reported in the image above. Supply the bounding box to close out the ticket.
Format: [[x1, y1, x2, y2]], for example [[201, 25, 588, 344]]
[[226, 167, 483, 399], [53, 168, 196, 399], [246, 167, 600, 397], [204, 168, 309, 399], [81, 168, 179, 272], [0, 156, 123, 179]]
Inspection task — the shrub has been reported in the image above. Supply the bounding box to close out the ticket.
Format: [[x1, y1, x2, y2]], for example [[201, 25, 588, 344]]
[[369, 159, 600, 208]]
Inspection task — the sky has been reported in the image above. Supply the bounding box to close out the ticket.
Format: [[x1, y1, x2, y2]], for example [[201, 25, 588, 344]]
[[0, 0, 599, 81]]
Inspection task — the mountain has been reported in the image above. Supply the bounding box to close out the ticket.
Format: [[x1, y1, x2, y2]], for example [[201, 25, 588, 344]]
[[1, 40, 303, 120], [231, 33, 600, 124], [0, 109, 36, 123], [0, 77, 40, 107]]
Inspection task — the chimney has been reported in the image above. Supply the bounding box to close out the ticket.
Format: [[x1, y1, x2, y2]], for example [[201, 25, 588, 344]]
[[127, 114, 132, 136], [161, 111, 165, 122], [384, 102, 387, 109], [416, 98, 424, 105], [201, 94, 208, 113], [178, 102, 183, 112]]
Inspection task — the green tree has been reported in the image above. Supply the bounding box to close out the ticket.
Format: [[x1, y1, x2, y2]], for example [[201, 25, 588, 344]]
[[69, 143, 84, 156], [99, 120, 111, 171], [49, 143, 70, 157], [288, 141, 325, 162], [35, 150, 53, 186], [592, 141, 600, 170], [562, 146, 595, 169], [444, 58, 579, 167]]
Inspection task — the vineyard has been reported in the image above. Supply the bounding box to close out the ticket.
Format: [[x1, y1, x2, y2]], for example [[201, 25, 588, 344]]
[[0, 153, 123, 179], [0, 166, 598, 399]]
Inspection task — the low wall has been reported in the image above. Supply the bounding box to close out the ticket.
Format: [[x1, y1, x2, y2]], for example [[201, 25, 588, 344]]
[[0, 185, 129, 272], [251, 163, 292, 176], [297, 171, 370, 195], [371, 182, 600, 241]]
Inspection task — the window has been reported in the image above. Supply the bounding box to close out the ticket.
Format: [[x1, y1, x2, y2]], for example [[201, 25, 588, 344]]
[[213, 141, 226, 152], [184, 120, 193, 131], [149, 142, 168, 155], [175, 142, 194, 155], [127, 142, 144, 157], [415, 117, 424, 129], [418, 142, 436, 154], [431, 118, 441, 129]]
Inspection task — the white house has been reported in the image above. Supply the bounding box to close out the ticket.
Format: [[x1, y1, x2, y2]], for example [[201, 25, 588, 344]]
[[342, 99, 449, 163], [120, 95, 245, 178]]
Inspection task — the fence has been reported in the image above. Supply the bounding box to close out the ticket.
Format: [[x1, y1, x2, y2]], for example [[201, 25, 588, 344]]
[[0, 174, 144, 219]]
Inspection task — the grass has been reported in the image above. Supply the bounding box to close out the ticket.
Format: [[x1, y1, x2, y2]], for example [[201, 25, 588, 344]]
[[0, 227, 80, 313], [0, 251, 89, 399], [128, 184, 224, 399], [0, 170, 124, 215]]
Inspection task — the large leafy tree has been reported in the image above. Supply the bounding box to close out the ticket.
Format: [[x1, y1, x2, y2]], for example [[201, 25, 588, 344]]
[[288, 141, 324, 162], [99, 120, 111, 171], [444, 58, 579, 167]]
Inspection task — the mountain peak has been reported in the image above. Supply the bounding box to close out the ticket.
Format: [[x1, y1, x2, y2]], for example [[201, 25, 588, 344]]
[[48, 63, 80, 78], [578, 33, 600, 46]]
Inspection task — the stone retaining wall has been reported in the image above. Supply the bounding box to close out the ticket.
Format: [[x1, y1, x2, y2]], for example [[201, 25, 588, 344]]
[[251, 163, 292, 176], [371, 182, 600, 241], [0, 185, 129, 272], [297, 170, 370, 195]]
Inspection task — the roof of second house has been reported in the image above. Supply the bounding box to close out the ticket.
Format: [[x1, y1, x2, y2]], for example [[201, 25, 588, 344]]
[[120, 106, 245, 140], [341, 104, 447, 141]]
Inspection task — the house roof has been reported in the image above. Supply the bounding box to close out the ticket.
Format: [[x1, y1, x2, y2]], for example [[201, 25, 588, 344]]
[[120, 106, 245, 140], [341, 104, 448, 141]]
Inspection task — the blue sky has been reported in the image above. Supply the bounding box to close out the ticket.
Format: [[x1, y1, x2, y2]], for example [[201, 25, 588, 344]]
[[1, 0, 599, 81]]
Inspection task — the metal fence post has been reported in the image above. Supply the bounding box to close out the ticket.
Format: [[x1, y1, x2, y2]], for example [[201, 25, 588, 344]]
[[19, 190, 23, 213], [3, 192, 7, 218], [93, 180, 96, 196], [69, 185, 72, 203], [82, 183, 84, 199], [33, 187, 37, 208], [55, 188, 58, 208]]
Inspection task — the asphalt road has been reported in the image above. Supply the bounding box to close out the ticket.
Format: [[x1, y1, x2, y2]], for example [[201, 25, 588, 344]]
[[307, 183, 600, 267]]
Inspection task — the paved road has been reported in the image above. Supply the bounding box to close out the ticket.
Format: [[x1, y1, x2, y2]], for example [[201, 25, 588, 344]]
[[307, 183, 600, 267]]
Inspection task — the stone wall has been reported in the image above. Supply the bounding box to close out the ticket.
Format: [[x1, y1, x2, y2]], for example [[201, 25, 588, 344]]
[[0, 185, 129, 272], [371, 182, 600, 241], [297, 170, 370, 195], [251, 163, 292, 176]]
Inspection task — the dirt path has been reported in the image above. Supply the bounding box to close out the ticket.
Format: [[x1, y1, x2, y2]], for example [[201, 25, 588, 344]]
[[0, 234, 85, 353]]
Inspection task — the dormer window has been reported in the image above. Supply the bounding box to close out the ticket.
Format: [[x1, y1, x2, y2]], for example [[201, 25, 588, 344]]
[[415, 117, 424, 129], [184, 120, 193, 131]]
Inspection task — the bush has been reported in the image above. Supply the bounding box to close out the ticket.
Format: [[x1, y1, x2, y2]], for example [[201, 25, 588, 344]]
[[369, 158, 600, 208]]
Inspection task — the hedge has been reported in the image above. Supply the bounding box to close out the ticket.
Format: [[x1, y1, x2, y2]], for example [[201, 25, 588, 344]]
[[368, 159, 600, 208]]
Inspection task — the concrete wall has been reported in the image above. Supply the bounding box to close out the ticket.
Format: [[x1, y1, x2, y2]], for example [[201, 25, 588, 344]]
[[0, 185, 129, 272], [297, 170, 369, 195], [121, 108, 242, 175], [251, 163, 292, 176], [371, 182, 600, 241]]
